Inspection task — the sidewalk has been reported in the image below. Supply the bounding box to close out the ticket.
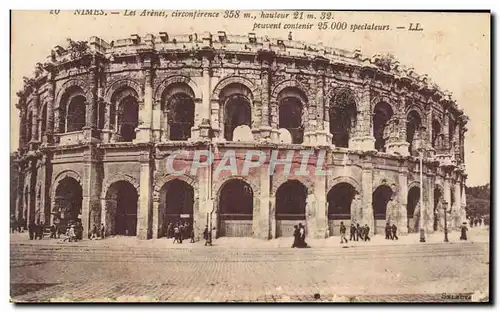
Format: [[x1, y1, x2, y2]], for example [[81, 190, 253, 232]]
[[10, 227, 489, 249]]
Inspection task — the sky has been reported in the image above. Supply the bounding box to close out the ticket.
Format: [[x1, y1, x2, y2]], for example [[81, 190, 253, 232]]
[[9, 10, 490, 186]]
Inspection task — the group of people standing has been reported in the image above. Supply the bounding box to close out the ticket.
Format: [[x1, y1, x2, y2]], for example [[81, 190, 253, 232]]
[[165, 221, 195, 244], [292, 223, 310, 248], [340, 222, 371, 243]]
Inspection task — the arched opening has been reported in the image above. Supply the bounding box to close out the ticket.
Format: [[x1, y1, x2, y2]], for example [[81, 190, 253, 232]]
[[224, 95, 251, 141], [53, 177, 83, 228], [372, 185, 393, 234], [167, 93, 195, 141], [66, 95, 87, 132], [218, 83, 253, 142], [158, 179, 194, 238], [117, 96, 139, 142], [275, 180, 307, 237], [278, 88, 306, 144], [407, 186, 420, 233], [432, 120, 441, 149], [434, 187, 443, 231], [218, 179, 253, 237], [327, 183, 356, 236], [40, 104, 47, 139], [105, 181, 138, 236], [406, 111, 422, 156], [373, 102, 394, 152], [329, 90, 357, 148]]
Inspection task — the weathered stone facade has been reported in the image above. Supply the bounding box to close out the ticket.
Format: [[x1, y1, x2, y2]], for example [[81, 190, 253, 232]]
[[13, 32, 468, 240]]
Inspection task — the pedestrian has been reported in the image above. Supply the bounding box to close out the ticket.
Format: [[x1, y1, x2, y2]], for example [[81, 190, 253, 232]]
[[166, 222, 173, 238], [291, 225, 300, 248], [364, 224, 371, 241], [50, 224, 57, 239], [203, 225, 212, 246], [90, 224, 98, 240], [356, 223, 361, 241], [190, 226, 195, 243], [385, 222, 391, 240], [298, 223, 310, 248], [339, 221, 348, 244], [460, 222, 468, 240], [173, 224, 181, 244], [469, 217, 474, 228], [100, 223, 105, 239], [349, 223, 356, 241], [178, 223, 184, 243], [391, 224, 398, 240]]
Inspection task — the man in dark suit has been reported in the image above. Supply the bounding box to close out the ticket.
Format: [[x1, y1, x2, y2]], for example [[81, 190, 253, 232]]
[[364, 224, 371, 241], [385, 222, 391, 240], [391, 224, 398, 240], [349, 223, 356, 241]]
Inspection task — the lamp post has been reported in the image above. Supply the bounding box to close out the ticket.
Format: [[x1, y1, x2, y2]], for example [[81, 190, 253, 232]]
[[443, 200, 449, 242], [418, 149, 426, 242]]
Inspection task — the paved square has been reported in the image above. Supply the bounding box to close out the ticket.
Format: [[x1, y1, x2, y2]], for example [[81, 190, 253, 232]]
[[10, 232, 490, 302]]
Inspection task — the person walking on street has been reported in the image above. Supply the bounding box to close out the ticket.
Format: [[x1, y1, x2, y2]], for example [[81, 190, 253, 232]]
[[203, 225, 212, 246], [349, 223, 356, 241], [364, 224, 371, 241], [173, 224, 181, 244], [298, 223, 310, 248], [385, 222, 391, 240], [292, 225, 300, 248], [90, 224, 98, 240], [391, 224, 398, 240], [190, 226, 195, 243], [356, 223, 361, 241], [50, 224, 57, 239], [460, 222, 468, 240], [100, 223, 105, 239], [340, 222, 348, 244]]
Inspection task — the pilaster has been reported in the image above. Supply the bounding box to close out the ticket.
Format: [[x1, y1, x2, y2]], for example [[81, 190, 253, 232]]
[[256, 164, 271, 239], [361, 155, 374, 227], [137, 149, 153, 239], [350, 85, 375, 150], [135, 59, 153, 142], [81, 146, 102, 239]]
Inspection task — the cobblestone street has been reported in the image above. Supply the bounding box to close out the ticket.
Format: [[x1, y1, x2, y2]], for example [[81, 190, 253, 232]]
[[10, 231, 490, 302]]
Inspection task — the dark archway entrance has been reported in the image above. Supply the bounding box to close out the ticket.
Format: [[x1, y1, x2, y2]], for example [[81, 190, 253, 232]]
[[372, 185, 393, 234], [218, 179, 253, 237], [434, 187, 443, 231], [105, 181, 138, 236], [224, 95, 252, 141], [118, 96, 139, 142], [275, 180, 307, 237], [327, 183, 356, 236], [159, 179, 194, 238], [53, 177, 83, 228], [407, 186, 420, 233]]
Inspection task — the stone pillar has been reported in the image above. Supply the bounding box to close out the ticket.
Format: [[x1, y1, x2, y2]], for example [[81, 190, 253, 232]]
[[38, 155, 49, 224], [259, 59, 272, 142], [443, 172, 452, 232], [83, 62, 99, 142], [269, 99, 280, 142], [303, 76, 317, 146], [256, 165, 271, 239], [197, 49, 213, 140], [313, 173, 328, 238], [26, 166, 36, 227], [386, 96, 410, 156], [81, 146, 102, 239], [136, 63, 153, 142], [19, 108, 27, 150], [152, 198, 160, 238], [460, 179, 467, 223], [350, 85, 375, 150], [453, 178, 461, 230], [137, 150, 152, 239], [397, 167, 409, 234], [15, 164, 24, 223], [442, 110, 450, 151], [314, 64, 329, 146], [361, 158, 374, 228], [44, 73, 55, 144], [425, 174, 435, 233], [29, 97, 39, 151]]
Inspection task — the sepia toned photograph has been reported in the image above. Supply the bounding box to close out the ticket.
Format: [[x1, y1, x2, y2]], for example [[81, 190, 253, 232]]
[[9, 9, 491, 303]]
